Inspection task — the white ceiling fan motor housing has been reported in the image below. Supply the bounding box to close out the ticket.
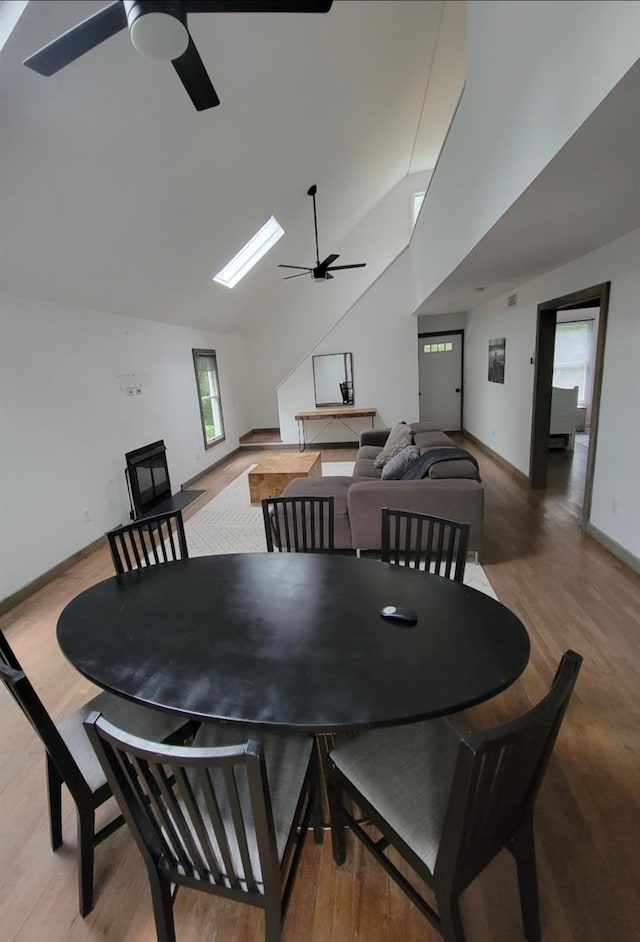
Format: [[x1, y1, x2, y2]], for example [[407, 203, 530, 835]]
[[124, 1, 189, 61]]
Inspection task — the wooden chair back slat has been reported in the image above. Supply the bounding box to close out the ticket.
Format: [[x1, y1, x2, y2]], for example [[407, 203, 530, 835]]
[[224, 765, 259, 890], [173, 766, 224, 881], [262, 496, 335, 553], [196, 766, 241, 886], [381, 508, 470, 582], [106, 510, 188, 574], [133, 755, 197, 874]]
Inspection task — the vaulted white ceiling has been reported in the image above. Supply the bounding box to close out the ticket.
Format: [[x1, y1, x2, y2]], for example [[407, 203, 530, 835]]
[[0, 0, 464, 333], [416, 57, 640, 315]]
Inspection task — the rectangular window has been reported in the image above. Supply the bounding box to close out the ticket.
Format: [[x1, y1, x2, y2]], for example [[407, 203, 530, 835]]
[[193, 349, 225, 449], [423, 342, 453, 354], [553, 322, 593, 403]]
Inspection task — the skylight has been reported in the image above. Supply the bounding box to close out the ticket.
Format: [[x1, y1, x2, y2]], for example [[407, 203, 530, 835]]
[[213, 216, 284, 289], [412, 191, 426, 229], [0, 1, 29, 55]]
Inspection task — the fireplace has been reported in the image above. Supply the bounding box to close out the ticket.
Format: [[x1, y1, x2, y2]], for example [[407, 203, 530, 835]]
[[124, 440, 205, 521], [125, 440, 172, 519]]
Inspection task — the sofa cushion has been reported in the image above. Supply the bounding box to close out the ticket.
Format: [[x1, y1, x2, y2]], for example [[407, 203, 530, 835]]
[[413, 430, 455, 450], [427, 458, 481, 480], [408, 422, 442, 435], [402, 447, 480, 482], [381, 445, 420, 480], [357, 445, 384, 462], [354, 455, 383, 479], [280, 475, 353, 549], [347, 479, 484, 552]]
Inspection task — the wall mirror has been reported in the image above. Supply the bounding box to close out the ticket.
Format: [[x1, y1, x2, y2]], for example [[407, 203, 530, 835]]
[[313, 352, 354, 407]]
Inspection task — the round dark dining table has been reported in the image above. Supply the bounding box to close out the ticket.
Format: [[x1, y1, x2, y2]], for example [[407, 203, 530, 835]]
[[57, 553, 530, 732]]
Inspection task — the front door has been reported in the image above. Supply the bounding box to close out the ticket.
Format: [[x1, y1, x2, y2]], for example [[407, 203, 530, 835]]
[[418, 332, 463, 430]]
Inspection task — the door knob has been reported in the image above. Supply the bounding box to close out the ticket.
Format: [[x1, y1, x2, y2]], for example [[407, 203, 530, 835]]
[[455, 388, 461, 393]]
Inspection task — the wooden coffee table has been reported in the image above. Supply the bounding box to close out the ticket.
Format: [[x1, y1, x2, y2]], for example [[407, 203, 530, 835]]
[[248, 451, 322, 503]]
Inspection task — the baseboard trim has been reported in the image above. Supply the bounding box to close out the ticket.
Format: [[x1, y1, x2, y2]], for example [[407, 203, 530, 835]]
[[462, 429, 529, 485], [0, 536, 106, 617], [238, 441, 357, 452], [1, 441, 358, 615], [586, 523, 640, 574], [239, 442, 299, 451], [239, 428, 281, 443], [1, 450, 242, 615], [181, 447, 243, 489]]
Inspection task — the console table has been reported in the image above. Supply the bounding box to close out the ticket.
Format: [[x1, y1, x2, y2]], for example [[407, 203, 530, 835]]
[[294, 406, 376, 451]]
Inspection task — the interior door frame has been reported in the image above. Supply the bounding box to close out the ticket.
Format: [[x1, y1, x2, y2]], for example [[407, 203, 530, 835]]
[[529, 282, 610, 527], [417, 329, 464, 431]]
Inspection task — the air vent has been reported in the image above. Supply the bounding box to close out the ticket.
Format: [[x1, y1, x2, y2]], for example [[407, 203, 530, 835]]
[[507, 293, 518, 308]]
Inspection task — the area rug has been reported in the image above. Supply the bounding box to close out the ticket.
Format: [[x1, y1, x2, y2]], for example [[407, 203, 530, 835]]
[[184, 463, 496, 598]]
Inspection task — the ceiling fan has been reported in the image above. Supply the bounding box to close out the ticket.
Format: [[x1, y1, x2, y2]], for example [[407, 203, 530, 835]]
[[280, 184, 367, 282], [23, 1, 333, 112]]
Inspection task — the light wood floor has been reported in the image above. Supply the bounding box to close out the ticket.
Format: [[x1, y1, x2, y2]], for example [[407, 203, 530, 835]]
[[1, 442, 639, 942]]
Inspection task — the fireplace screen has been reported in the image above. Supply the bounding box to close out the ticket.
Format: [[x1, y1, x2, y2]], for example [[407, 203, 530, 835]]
[[125, 440, 171, 518]]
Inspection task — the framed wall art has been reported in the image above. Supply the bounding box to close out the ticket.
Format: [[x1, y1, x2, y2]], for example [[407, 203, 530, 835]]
[[488, 337, 506, 384]]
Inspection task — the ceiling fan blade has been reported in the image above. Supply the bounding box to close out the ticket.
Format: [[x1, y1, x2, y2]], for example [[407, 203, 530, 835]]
[[325, 263, 367, 271], [186, 2, 332, 12], [278, 265, 313, 271], [172, 35, 220, 111], [319, 254, 339, 269], [23, 1, 127, 76], [283, 272, 310, 280]]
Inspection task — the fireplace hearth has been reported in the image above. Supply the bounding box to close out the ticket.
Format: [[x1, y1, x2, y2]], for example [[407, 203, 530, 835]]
[[125, 440, 202, 520]]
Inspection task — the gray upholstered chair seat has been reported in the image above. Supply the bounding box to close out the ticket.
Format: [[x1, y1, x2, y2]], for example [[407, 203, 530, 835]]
[[193, 722, 314, 876], [330, 653, 582, 942], [330, 718, 460, 871], [58, 693, 188, 793]]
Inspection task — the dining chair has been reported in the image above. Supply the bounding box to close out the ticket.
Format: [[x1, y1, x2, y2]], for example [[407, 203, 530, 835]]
[[380, 508, 470, 582], [106, 509, 188, 574], [262, 496, 335, 553], [84, 712, 317, 942], [328, 650, 583, 942], [0, 628, 195, 916]]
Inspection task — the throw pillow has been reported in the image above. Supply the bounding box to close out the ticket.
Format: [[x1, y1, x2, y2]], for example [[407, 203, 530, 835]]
[[373, 422, 412, 468], [381, 445, 420, 480], [374, 431, 412, 468]]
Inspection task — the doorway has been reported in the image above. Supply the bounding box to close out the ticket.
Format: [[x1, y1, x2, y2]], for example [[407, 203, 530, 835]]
[[529, 282, 609, 526], [417, 330, 463, 431]]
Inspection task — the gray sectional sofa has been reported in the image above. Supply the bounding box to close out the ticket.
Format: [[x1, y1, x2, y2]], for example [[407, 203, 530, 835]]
[[282, 422, 484, 553]]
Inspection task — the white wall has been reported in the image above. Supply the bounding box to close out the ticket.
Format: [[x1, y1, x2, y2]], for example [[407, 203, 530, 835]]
[[410, 0, 640, 310], [245, 172, 430, 430], [418, 312, 467, 334], [0, 291, 249, 600], [463, 227, 640, 560], [277, 250, 419, 444]]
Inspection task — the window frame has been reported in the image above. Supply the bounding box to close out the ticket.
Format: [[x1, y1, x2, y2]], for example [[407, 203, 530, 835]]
[[192, 349, 226, 450]]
